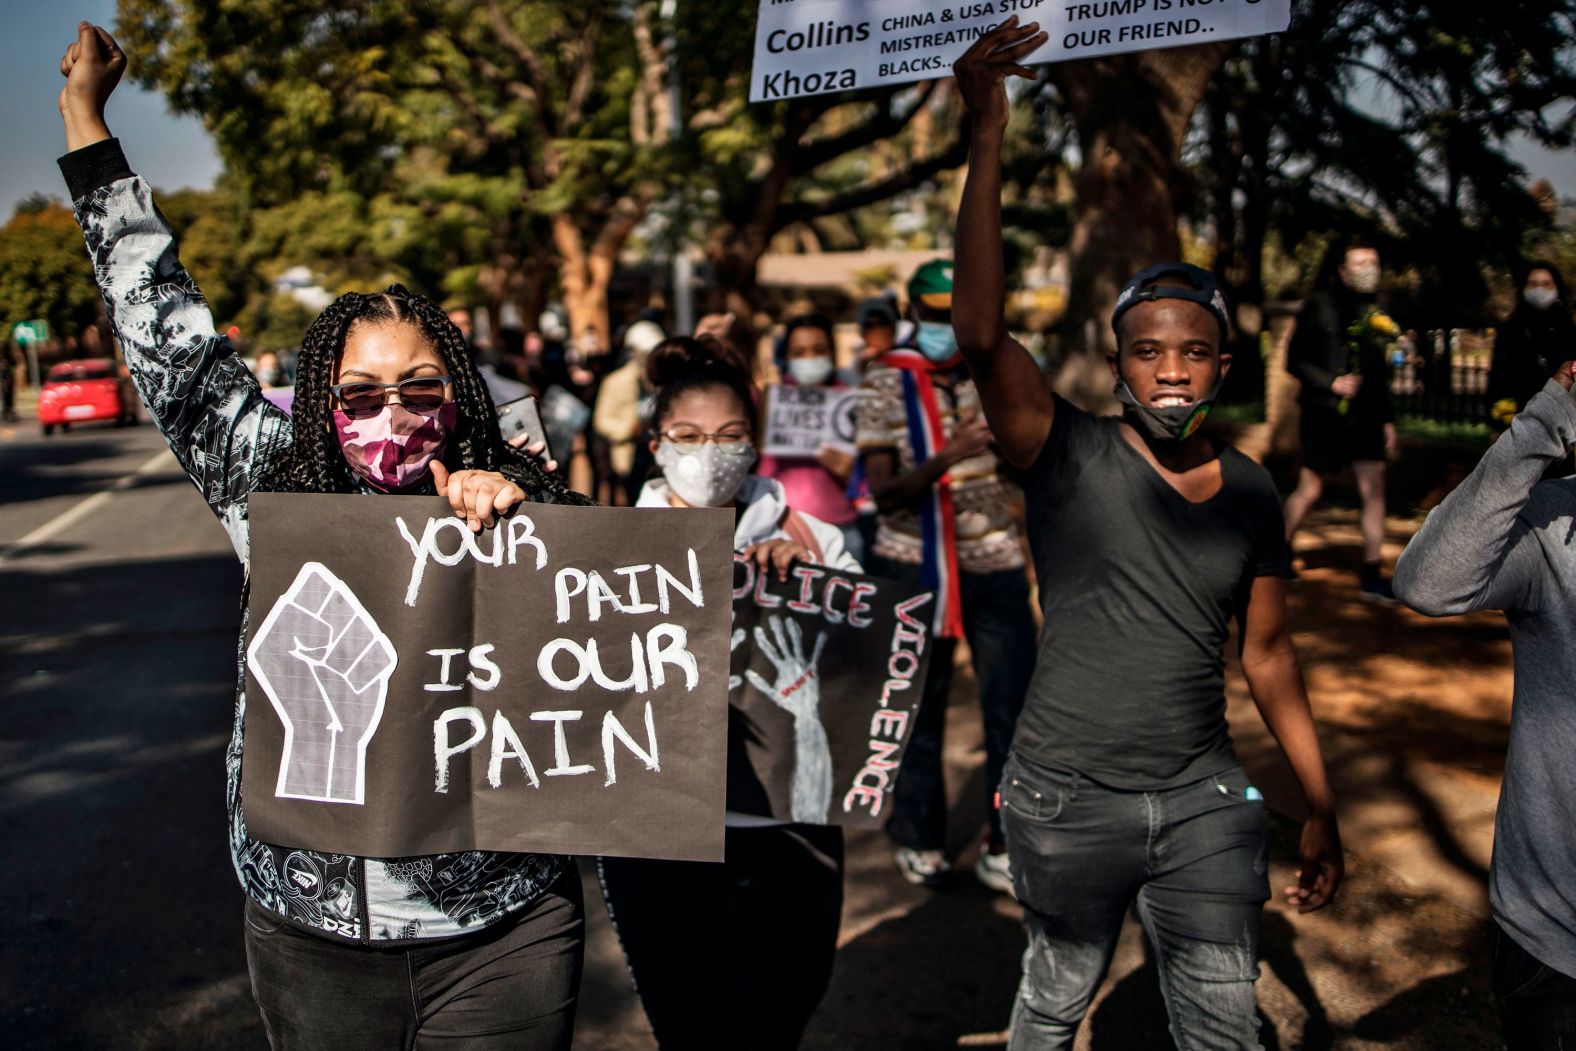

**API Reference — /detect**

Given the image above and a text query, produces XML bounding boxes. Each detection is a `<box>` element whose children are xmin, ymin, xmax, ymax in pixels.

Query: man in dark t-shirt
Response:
<box><xmin>952</xmin><ymin>21</ymin><xmax>1343</xmax><ymax>1050</ymax></box>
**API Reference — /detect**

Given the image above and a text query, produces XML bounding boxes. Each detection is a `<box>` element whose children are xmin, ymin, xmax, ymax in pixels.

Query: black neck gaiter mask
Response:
<box><xmin>1113</xmin><ymin>374</ymin><xmax>1226</xmax><ymax>443</ymax></box>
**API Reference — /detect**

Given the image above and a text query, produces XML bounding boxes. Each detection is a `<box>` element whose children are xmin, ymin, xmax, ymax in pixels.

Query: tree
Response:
<box><xmin>0</xmin><ymin>202</ymin><xmax>102</xmax><ymax>341</ymax></box>
<box><xmin>1198</xmin><ymin>1</ymin><xmax>1576</xmax><ymax>322</ymax></box>
<box><xmin>670</xmin><ymin>6</ymin><xmax>975</xmax><ymax>323</ymax></box>
<box><xmin>1047</xmin><ymin>44</ymin><xmax>1232</xmax><ymax>371</ymax></box>
<box><xmin>118</xmin><ymin>0</ymin><xmax>679</xmax><ymax>342</ymax></box>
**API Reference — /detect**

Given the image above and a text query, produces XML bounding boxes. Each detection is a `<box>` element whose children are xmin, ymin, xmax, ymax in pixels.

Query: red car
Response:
<box><xmin>38</xmin><ymin>358</ymin><xmax>138</xmax><ymax>435</ymax></box>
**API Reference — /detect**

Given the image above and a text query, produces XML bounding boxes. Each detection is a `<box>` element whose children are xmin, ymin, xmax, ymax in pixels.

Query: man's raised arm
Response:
<box><xmin>951</xmin><ymin>17</ymin><xmax>1054</xmax><ymax>470</ymax></box>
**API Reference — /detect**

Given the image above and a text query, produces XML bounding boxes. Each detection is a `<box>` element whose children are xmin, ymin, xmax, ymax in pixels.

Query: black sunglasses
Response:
<box><xmin>330</xmin><ymin>376</ymin><xmax>452</xmax><ymax>415</ymax></box>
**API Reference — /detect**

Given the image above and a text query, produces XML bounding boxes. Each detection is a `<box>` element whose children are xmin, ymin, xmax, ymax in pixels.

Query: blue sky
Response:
<box><xmin>0</xmin><ymin>1</ymin><xmax>221</xmax><ymax>216</ymax></box>
<box><xmin>1</xmin><ymin>2</ymin><xmax>1572</xmax><ymax>219</ymax></box>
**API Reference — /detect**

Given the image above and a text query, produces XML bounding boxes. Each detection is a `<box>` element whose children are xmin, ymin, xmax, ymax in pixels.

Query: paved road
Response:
<box><xmin>0</xmin><ymin>420</ymin><xmax>261</xmax><ymax>1049</ymax></box>
<box><xmin>0</xmin><ymin>417</ymin><xmax>1507</xmax><ymax>1050</ymax></box>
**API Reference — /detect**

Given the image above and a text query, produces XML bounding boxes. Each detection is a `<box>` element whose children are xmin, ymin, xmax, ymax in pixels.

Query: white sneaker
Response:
<box><xmin>975</xmin><ymin>848</ymin><xmax>1015</xmax><ymax>897</ymax></box>
<box><xmin>894</xmin><ymin>847</ymin><xmax>951</xmax><ymax>888</ymax></box>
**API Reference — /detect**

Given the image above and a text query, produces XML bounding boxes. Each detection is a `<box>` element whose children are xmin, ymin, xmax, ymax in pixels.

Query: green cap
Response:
<box><xmin>907</xmin><ymin>259</ymin><xmax>954</xmax><ymax>310</ymax></box>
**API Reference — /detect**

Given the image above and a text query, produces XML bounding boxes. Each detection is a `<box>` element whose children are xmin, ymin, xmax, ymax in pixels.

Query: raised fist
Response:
<box><xmin>248</xmin><ymin>563</ymin><xmax>397</xmax><ymax>805</ymax></box>
<box><xmin>747</xmin><ymin>615</ymin><xmax>831</xmax><ymax>824</ymax></box>
<box><xmin>59</xmin><ymin>23</ymin><xmax>124</xmax><ymax>121</ymax></box>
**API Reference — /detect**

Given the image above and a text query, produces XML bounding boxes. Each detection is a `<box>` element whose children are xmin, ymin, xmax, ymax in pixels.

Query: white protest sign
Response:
<box><xmin>762</xmin><ymin>385</ymin><xmax>863</xmax><ymax>458</ymax></box>
<box><xmin>750</xmin><ymin>0</ymin><xmax>1291</xmax><ymax>102</ymax></box>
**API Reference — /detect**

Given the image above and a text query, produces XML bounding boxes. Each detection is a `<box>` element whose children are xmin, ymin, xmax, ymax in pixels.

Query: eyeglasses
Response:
<box><xmin>330</xmin><ymin>376</ymin><xmax>452</xmax><ymax>415</ymax></box>
<box><xmin>660</xmin><ymin>426</ymin><xmax>754</xmax><ymax>454</ymax></box>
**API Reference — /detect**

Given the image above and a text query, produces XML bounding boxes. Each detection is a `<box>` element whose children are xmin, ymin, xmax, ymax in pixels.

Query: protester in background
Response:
<box><xmin>1394</xmin><ymin>359</ymin><xmax>1576</xmax><ymax>1050</ymax></box>
<box><xmin>856</xmin><ymin>257</ymin><xmax>1036</xmax><ymax>894</ymax></box>
<box><xmin>1282</xmin><ymin>236</ymin><xmax>1399</xmax><ymax>601</ymax></box>
<box><xmin>447</xmin><ymin>306</ymin><xmax>475</xmax><ymax>351</ymax></box>
<box><xmin>856</xmin><ymin>295</ymin><xmax>899</xmax><ymax>371</ymax></box>
<box><xmin>2</xmin><ymin>343</ymin><xmax>17</xmax><ymax>423</ymax></box>
<box><xmin>599</xmin><ymin>334</ymin><xmax>858</xmax><ymax>1051</ymax></box>
<box><xmin>952</xmin><ymin>23</ymin><xmax>1344</xmax><ymax>1048</ymax></box>
<box><xmin>1488</xmin><ymin>262</ymin><xmax>1576</xmax><ymax>428</ymax></box>
<box><xmin>594</xmin><ymin>319</ymin><xmax>664</xmax><ymax>505</ymax></box>
<box><xmin>55</xmin><ymin>25</ymin><xmax>588</xmax><ymax>1048</ymax></box>
<box><xmin>252</xmin><ymin>349</ymin><xmax>287</xmax><ymax>389</ymax></box>
<box><xmin>758</xmin><ymin>313</ymin><xmax>862</xmax><ymax>562</ymax></box>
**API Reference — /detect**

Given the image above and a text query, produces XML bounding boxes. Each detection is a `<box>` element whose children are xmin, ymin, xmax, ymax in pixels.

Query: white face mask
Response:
<box><xmin>656</xmin><ymin>441</ymin><xmax>756</xmax><ymax>507</ymax></box>
<box><xmin>1344</xmin><ymin>264</ymin><xmax>1381</xmax><ymax>295</ymax></box>
<box><xmin>786</xmin><ymin>356</ymin><xmax>835</xmax><ymax>386</ymax></box>
<box><xmin>1525</xmin><ymin>287</ymin><xmax>1560</xmax><ymax>311</ymax></box>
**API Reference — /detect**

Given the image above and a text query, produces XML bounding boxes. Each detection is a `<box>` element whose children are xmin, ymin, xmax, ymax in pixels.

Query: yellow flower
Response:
<box><xmin>1492</xmin><ymin>398</ymin><xmax>1519</xmax><ymax>425</ymax></box>
<box><xmin>1369</xmin><ymin>311</ymin><xmax>1401</xmax><ymax>338</ymax></box>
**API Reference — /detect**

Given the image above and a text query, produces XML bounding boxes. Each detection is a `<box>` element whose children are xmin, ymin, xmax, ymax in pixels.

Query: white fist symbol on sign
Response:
<box><xmin>248</xmin><ymin>563</ymin><xmax>397</xmax><ymax>805</ymax></box>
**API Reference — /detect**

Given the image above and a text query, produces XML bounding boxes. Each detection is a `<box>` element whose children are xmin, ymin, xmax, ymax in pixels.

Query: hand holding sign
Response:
<box><xmin>249</xmin><ymin>563</ymin><xmax>397</xmax><ymax>805</ymax></box>
<box><xmin>954</xmin><ymin>16</ymin><xmax>1047</xmax><ymax>134</ymax></box>
<box><xmin>748</xmin><ymin>615</ymin><xmax>832</xmax><ymax>825</ymax></box>
<box><xmin>430</xmin><ymin>462</ymin><xmax>526</xmax><ymax>532</ymax></box>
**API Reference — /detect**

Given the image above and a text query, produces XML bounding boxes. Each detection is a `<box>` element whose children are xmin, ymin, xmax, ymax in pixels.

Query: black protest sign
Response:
<box><xmin>242</xmin><ymin>493</ymin><xmax>735</xmax><ymax>862</ymax></box>
<box><xmin>727</xmin><ymin>556</ymin><xmax>934</xmax><ymax>828</ymax></box>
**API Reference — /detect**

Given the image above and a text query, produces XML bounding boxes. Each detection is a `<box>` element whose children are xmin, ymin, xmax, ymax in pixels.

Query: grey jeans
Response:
<box><xmin>1001</xmin><ymin>752</ymin><xmax>1270</xmax><ymax>1051</ymax></box>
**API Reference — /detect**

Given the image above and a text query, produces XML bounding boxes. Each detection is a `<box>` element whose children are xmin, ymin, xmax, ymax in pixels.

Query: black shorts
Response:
<box><xmin>1299</xmin><ymin>405</ymin><xmax>1387</xmax><ymax>475</ymax></box>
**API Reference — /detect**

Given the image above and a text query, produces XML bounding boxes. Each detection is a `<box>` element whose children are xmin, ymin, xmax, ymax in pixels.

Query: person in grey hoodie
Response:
<box><xmin>1393</xmin><ymin>360</ymin><xmax>1576</xmax><ymax>1049</ymax></box>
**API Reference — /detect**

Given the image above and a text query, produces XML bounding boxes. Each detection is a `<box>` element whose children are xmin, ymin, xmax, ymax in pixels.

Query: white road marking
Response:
<box><xmin>0</xmin><ymin>447</ymin><xmax>174</xmax><ymax>568</ymax></box>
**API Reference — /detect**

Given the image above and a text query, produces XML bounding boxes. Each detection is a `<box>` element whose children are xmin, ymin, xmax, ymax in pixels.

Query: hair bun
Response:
<box><xmin>645</xmin><ymin>334</ymin><xmax>749</xmax><ymax>389</ymax></box>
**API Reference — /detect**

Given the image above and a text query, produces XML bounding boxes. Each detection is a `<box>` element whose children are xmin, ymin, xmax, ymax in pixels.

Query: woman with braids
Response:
<box><xmin>57</xmin><ymin>25</ymin><xmax>585</xmax><ymax>1049</ymax></box>
<box><xmin>598</xmin><ymin>335</ymin><xmax>859</xmax><ymax>1051</ymax></box>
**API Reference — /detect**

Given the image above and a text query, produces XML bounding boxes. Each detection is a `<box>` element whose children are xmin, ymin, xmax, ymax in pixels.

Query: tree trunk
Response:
<box><xmin>1048</xmin><ymin>43</ymin><xmax>1233</xmax><ymax>410</ymax></box>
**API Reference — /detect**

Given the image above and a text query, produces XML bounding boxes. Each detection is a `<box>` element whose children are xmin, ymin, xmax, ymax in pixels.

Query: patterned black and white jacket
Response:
<box><xmin>60</xmin><ymin>139</ymin><xmax>563</xmax><ymax>945</ymax></box>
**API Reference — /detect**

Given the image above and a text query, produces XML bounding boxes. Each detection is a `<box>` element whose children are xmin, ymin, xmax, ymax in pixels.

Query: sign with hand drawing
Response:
<box><xmin>242</xmin><ymin>493</ymin><xmax>734</xmax><ymax>862</ymax></box>
<box><xmin>727</xmin><ymin>556</ymin><xmax>935</xmax><ymax>827</ymax></box>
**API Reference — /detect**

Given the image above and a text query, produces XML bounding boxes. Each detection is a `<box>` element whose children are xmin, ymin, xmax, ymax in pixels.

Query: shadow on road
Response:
<box><xmin>0</xmin><ymin>552</ymin><xmax>263</xmax><ymax>1051</ymax></box>
<box><xmin>0</xmin><ymin>429</ymin><xmax>185</xmax><ymax>509</ymax></box>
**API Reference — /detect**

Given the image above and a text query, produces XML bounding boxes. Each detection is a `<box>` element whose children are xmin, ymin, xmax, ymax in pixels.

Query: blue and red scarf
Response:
<box><xmin>880</xmin><ymin>349</ymin><xmax>966</xmax><ymax>639</ymax></box>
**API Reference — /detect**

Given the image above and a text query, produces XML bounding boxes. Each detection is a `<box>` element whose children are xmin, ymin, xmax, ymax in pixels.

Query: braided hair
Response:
<box><xmin>254</xmin><ymin>284</ymin><xmax>588</xmax><ymax>505</ymax></box>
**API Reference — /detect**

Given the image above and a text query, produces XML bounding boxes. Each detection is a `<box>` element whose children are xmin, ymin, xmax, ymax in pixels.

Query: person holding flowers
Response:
<box><xmin>1282</xmin><ymin>237</ymin><xmax>1401</xmax><ymax>602</ymax></box>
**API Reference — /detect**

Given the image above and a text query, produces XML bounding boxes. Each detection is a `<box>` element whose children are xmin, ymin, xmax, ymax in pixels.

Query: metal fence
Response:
<box><xmin>1388</xmin><ymin>329</ymin><xmax>1494</xmax><ymax>425</ymax></box>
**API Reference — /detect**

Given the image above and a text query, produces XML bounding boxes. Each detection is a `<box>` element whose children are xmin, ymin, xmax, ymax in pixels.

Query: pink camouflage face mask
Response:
<box><xmin>332</xmin><ymin>402</ymin><xmax>459</xmax><ymax>491</ymax></box>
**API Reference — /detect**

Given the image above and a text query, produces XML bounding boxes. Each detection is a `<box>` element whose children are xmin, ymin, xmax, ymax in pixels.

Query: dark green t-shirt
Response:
<box><xmin>1012</xmin><ymin>397</ymin><xmax>1291</xmax><ymax>790</ymax></box>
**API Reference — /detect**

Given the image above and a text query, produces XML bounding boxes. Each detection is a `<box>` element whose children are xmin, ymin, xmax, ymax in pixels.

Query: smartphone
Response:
<box><xmin>495</xmin><ymin>395</ymin><xmax>552</xmax><ymax>461</ymax></box>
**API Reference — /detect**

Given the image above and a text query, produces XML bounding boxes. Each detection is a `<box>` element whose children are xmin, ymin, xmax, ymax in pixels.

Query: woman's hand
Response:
<box><xmin>430</xmin><ymin>462</ymin><xmax>526</xmax><ymax>532</ymax></box>
<box><xmin>59</xmin><ymin>22</ymin><xmax>124</xmax><ymax>151</ymax></box>
<box><xmin>507</xmin><ymin>431</ymin><xmax>559</xmax><ymax>474</ymax></box>
<box><xmin>742</xmin><ymin>539</ymin><xmax>813</xmax><ymax>583</ymax></box>
<box><xmin>814</xmin><ymin>445</ymin><xmax>855</xmax><ymax>481</ymax></box>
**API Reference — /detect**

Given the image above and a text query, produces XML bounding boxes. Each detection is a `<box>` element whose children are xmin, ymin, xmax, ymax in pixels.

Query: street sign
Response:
<box><xmin>12</xmin><ymin>320</ymin><xmax>49</xmax><ymax>346</ymax></box>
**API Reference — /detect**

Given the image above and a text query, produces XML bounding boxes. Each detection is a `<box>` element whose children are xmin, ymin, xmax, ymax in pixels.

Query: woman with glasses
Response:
<box><xmin>599</xmin><ymin>334</ymin><xmax>861</xmax><ymax>1050</ymax></box>
<box><xmin>56</xmin><ymin>24</ymin><xmax>587</xmax><ymax>1049</ymax></box>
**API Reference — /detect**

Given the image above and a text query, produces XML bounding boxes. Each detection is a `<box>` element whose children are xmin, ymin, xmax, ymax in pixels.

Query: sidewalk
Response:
<box><xmin>572</xmin><ymin>506</ymin><xmax>1510</xmax><ymax>1050</ymax></box>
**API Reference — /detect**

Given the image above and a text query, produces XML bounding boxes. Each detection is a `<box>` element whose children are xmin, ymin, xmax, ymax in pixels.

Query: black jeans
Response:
<box><xmin>868</xmin><ymin>557</ymin><xmax>1036</xmax><ymax>851</ymax></box>
<box><xmin>1001</xmin><ymin>752</ymin><xmax>1270</xmax><ymax>1050</ymax></box>
<box><xmin>597</xmin><ymin>823</ymin><xmax>845</xmax><ymax>1051</ymax></box>
<box><xmin>244</xmin><ymin>869</ymin><xmax>584</xmax><ymax>1050</ymax></box>
<box><xmin>1496</xmin><ymin>924</ymin><xmax>1576</xmax><ymax>1049</ymax></box>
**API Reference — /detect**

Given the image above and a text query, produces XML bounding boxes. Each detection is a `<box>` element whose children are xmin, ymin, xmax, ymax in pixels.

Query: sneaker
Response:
<box><xmin>894</xmin><ymin>847</ymin><xmax>951</xmax><ymax>888</ymax></box>
<box><xmin>974</xmin><ymin>848</ymin><xmax>1015</xmax><ymax>897</ymax></box>
<box><xmin>1358</xmin><ymin>577</ymin><xmax>1397</xmax><ymax>604</ymax></box>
